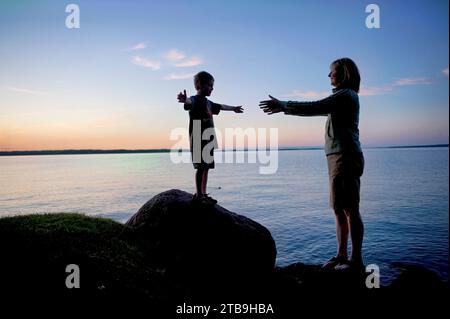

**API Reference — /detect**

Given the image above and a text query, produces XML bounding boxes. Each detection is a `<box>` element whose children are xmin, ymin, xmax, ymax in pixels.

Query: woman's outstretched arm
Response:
<box><xmin>260</xmin><ymin>89</ymin><xmax>350</xmax><ymax>116</ymax></box>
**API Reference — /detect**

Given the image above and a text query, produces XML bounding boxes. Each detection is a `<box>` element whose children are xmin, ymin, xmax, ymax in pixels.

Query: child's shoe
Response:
<box><xmin>203</xmin><ymin>194</ymin><xmax>217</xmax><ymax>205</ymax></box>
<box><xmin>191</xmin><ymin>193</ymin><xmax>217</xmax><ymax>205</ymax></box>
<box><xmin>192</xmin><ymin>193</ymin><xmax>201</xmax><ymax>203</ymax></box>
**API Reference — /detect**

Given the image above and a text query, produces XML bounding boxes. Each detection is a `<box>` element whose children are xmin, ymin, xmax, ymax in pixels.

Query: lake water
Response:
<box><xmin>1</xmin><ymin>147</ymin><xmax>448</xmax><ymax>286</ymax></box>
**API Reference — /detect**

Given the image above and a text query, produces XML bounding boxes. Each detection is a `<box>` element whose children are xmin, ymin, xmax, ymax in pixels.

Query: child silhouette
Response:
<box><xmin>178</xmin><ymin>71</ymin><xmax>243</xmax><ymax>204</ymax></box>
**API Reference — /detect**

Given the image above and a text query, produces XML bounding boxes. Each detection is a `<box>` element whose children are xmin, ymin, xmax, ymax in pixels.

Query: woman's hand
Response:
<box><xmin>259</xmin><ymin>95</ymin><xmax>285</xmax><ymax>115</ymax></box>
<box><xmin>177</xmin><ymin>90</ymin><xmax>187</xmax><ymax>103</ymax></box>
<box><xmin>234</xmin><ymin>106</ymin><xmax>244</xmax><ymax>113</ymax></box>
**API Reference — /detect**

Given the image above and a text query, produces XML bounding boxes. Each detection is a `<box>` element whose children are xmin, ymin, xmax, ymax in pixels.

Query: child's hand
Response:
<box><xmin>177</xmin><ymin>90</ymin><xmax>187</xmax><ymax>103</ymax></box>
<box><xmin>234</xmin><ymin>106</ymin><xmax>244</xmax><ymax>113</ymax></box>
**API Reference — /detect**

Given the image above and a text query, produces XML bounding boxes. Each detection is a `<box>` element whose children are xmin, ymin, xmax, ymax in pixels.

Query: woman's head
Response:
<box><xmin>328</xmin><ymin>58</ymin><xmax>360</xmax><ymax>93</ymax></box>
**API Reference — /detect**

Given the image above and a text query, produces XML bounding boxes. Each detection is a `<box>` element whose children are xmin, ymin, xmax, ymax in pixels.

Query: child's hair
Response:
<box><xmin>194</xmin><ymin>71</ymin><xmax>214</xmax><ymax>89</ymax></box>
<box><xmin>331</xmin><ymin>58</ymin><xmax>361</xmax><ymax>93</ymax></box>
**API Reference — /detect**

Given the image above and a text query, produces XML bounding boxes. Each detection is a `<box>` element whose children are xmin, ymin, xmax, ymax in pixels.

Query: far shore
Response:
<box><xmin>0</xmin><ymin>144</ymin><xmax>448</xmax><ymax>157</ymax></box>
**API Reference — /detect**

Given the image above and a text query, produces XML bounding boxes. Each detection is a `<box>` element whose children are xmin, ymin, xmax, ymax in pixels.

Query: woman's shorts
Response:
<box><xmin>326</xmin><ymin>152</ymin><xmax>364</xmax><ymax>211</ymax></box>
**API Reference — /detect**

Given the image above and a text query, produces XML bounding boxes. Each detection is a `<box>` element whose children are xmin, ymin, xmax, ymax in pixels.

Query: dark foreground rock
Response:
<box><xmin>0</xmin><ymin>189</ymin><xmax>447</xmax><ymax>313</ymax></box>
<box><xmin>0</xmin><ymin>213</ymin><xmax>168</xmax><ymax>308</ymax></box>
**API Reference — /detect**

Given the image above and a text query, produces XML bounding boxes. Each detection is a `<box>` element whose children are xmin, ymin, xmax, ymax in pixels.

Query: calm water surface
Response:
<box><xmin>1</xmin><ymin>147</ymin><xmax>448</xmax><ymax>285</ymax></box>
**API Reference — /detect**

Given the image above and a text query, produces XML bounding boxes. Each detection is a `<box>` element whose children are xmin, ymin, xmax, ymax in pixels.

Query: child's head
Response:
<box><xmin>194</xmin><ymin>71</ymin><xmax>214</xmax><ymax>96</ymax></box>
<box><xmin>329</xmin><ymin>58</ymin><xmax>360</xmax><ymax>93</ymax></box>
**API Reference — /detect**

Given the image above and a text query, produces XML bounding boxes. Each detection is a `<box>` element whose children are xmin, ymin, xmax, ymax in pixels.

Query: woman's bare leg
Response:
<box><xmin>345</xmin><ymin>208</ymin><xmax>364</xmax><ymax>263</ymax></box>
<box><xmin>334</xmin><ymin>209</ymin><xmax>349</xmax><ymax>258</ymax></box>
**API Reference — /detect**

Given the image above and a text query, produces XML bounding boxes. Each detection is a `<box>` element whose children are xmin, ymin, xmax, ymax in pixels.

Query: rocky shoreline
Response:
<box><xmin>0</xmin><ymin>189</ymin><xmax>446</xmax><ymax>314</ymax></box>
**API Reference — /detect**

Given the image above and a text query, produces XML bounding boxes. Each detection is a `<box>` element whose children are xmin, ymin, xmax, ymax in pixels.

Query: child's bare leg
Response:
<box><xmin>201</xmin><ymin>168</ymin><xmax>209</xmax><ymax>194</ymax></box>
<box><xmin>195</xmin><ymin>168</ymin><xmax>204</xmax><ymax>196</ymax></box>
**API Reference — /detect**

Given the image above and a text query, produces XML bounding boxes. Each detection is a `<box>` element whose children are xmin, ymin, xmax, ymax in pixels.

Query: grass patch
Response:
<box><xmin>0</xmin><ymin>213</ymin><xmax>166</xmax><ymax>303</ymax></box>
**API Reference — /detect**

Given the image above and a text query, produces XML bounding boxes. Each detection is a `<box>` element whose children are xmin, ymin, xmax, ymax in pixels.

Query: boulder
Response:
<box><xmin>388</xmin><ymin>262</ymin><xmax>447</xmax><ymax>289</ymax></box>
<box><xmin>126</xmin><ymin>189</ymin><xmax>277</xmax><ymax>294</ymax></box>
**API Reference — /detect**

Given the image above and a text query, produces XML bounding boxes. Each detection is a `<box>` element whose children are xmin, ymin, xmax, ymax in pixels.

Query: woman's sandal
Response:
<box><xmin>334</xmin><ymin>259</ymin><xmax>365</xmax><ymax>272</ymax></box>
<box><xmin>321</xmin><ymin>255</ymin><xmax>348</xmax><ymax>270</ymax></box>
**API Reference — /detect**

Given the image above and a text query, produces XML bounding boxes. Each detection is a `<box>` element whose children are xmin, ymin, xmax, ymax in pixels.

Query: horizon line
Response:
<box><xmin>0</xmin><ymin>144</ymin><xmax>448</xmax><ymax>156</ymax></box>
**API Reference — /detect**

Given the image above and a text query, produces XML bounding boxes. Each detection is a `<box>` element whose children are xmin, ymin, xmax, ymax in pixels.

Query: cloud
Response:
<box><xmin>394</xmin><ymin>77</ymin><xmax>433</xmax><ymax>86</ymax></box>
<box><xmin>175</xmin><ymin>57</ymin><xmax>203</xmax><ymax>67</ymax></box>
<box><xmin>126</xmin><ymin>42</ymin><xmax>147</xmax><ymax>51</ymax></box>
<box><xmin>442</xmin><ymin>68</ymin><xmax>449</xmax><ymax>77</ymax></box>
<box><xmin>284</xmin><ymin>86</ymin><xmax>394</xmax><ymax>98</ymax></box>
<box><xmin>282</xmin><ymin>90</ymin><xmax>330</xmax><ymax>99</ymax></box>
<box><xmin>359</xmin><ymin>77</ymin><xmax>432</xmax><ymax>96</ymax></box>
<box><xmin>5</xmin><ymin>86</ymin><xmax>48</xmax><ymax>96</ymax></box>
<box><xmin>131</xmin><ymin>56</ymin><xmax>161</xmax><ymax>70</ymax></box>
<box><xmin>128</xmin><ymin>47</ymin><xmax>204</xmax><ymax>71</ymax></box>
<box><xmin>165</xmin><ymin>49</ymin><xmax>186</xmax><ymax>62</ymax></box>
<box><xmin>283</xmin><ymin>76</ymin><xmax>432</xmax><ymax>99</ymax></box>
<box><xmin>165</xmin><ymin>49</ymin><xmax>203</xmax><ymax>67</ymax></box>
<box><xmin>359</xmin><ymin>86</ymin><xmax>393</xmax><ymax>96</ymax></box>
<box><xmin>163</xmin><ymin>73</ymin><xmax>195</xmax><ymax>80</ymax></box>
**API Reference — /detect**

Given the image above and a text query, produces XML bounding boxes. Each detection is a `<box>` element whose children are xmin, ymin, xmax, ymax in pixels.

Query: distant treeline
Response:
<box><xmin>382</xmin><ymin>144</ymin><xmax>448</xmax><ymax>149</ymax></box>
<box><xmin>0</xmin><ymin>148</ymin><xmax>318</xmax><ymax>156</ymax></box>
<box><xmin>0</xmin><ymin>144</ymin><xmax>447</xmax><ymax>156</ymax></box>
<box><xmin>0</xmin><ymin>149</ymin><xmax>173</xmax><ymax>156</ymax></box>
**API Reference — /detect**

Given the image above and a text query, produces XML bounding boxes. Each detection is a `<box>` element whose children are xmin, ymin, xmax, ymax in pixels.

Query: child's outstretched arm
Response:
<box><xmin>177</xmin><ymin>90</ymin><xmax>192</xmax><ymax>104</ymax></box>
<box><xmin>220</xmin><ymin>104</ymin><xmax>244</xmax><ymax>113</ymax></box>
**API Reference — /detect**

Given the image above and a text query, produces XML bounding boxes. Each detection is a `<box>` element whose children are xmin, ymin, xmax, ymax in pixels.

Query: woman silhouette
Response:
<box><xmin>260</xmin><ymin>58</ymin><xmax>365</xmax><ymax>271</ymax></box>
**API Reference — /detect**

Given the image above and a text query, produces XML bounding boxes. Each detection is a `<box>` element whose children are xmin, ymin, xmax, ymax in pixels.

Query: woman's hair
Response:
<box><xmin>194</xmin><ymin>71</ymin><xmax>214</xmax><ymax>88</ymax></box>
<box><xmin>331</xmin><ymin>58</ymin><xmax>361</xmax><ymax>93</ymax></box>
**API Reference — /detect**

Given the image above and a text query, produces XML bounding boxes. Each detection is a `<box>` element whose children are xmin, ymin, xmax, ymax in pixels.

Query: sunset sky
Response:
<box><xmin>0</xmin><ymin>0</ymin><xmax>448</xmax><ymax>151</ymax></box>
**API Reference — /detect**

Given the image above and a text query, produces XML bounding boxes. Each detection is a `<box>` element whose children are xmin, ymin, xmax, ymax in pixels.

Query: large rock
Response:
<box><xmin>388</xmin><ymin>262</ymin><xmax>447</xmax><ymax>289</ymax></box>
<box><xmin>126</xmin><ymin>189</ymin><xmax>277</xmax><ymax>294</ymax></box>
